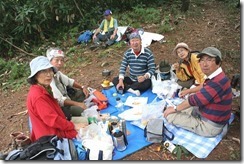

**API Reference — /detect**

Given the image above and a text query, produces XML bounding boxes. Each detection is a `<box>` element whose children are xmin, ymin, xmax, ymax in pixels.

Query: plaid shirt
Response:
<box><xmin>188</xmin><ymin>67</ymin><xmax>232</xmax><ymax>125</ymax></box>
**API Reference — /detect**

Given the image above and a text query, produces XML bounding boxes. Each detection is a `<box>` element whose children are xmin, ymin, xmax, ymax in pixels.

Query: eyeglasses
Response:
<box><xmin>199</xmin><ymin>58</ymin><xmax>215</xmax><ymax>64</ymax></box>
<box><xmin>39</xmin><ymin>68</ymin><xmax>54</xmax><ymax>76</ymax></box>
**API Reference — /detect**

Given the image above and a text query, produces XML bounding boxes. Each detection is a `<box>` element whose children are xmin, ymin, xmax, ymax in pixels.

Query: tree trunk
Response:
<box><xmin>181</xmin><ymin>0</ymin><xmax>190</xmax><ymax>12</ymax></box>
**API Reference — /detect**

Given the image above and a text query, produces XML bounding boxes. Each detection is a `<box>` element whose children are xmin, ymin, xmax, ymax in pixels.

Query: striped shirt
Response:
<box><xmin>119</xmin><ymin>47</ymin><xmax>156</xmax><ymax>81</ymax></box>
<box><xmin>188</xmin><ymin>67</ymin><xmax>232</xmax><ymax>125</ymax></box>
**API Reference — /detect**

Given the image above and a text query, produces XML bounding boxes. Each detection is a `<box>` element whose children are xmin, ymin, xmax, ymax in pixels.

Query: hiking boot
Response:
<box><xmin>102</xmin><ymin>43</ymin><xmax>108</xmax><ymax>49</ymax></box>
<box><xmin>89</xmin><ymin>44</ymin><xmax>99</xmax><ymax>50</ymax></box>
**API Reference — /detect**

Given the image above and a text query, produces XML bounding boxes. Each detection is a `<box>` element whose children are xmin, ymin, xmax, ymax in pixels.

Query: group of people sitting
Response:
<box><xmin>25</xmin><ymin>9</ymin><xmax>232</xmax><ymax>145</ymax></box>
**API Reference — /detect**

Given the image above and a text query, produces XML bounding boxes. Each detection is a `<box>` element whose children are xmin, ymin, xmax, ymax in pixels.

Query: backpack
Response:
<box><xmin>158</xmin><ymin>60</ymin><xmax>171</xmax><ymax>80</ymax></box>
<box><xmin>231</xmin><ymin>74</ymin><xmax>240</xmax><ymax>90</ymax></box>
<box><xmin>5</xmin><ymin>135</ymin><xmax>87</xmax><ymax>160</ymax></box>
<box><xmin>77</xmin><ymin>30</ymin><xmax>92</xmax><ymax>44</ymax></box>
<box><xmin>87</xmin><ymin>87</ymin><xmax>108</xmax><ymax>110</ymax></box>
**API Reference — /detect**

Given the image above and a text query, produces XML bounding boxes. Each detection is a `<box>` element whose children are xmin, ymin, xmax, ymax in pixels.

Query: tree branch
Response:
<box><xmin>73</xmin><ymin>0</ymin><xmax>84</xmax><ymax>18</ymax></box>
<box><xmin>0</xmin><ymin>37</ymin><xmax>36</xmax><ymax>57</ymax></box>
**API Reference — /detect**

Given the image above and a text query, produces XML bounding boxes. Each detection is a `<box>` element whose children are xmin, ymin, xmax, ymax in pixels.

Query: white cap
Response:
<box><xmin>46</xmin><ymin>47</ymin><xmax>65</xmax><ymax>61</ymax></box>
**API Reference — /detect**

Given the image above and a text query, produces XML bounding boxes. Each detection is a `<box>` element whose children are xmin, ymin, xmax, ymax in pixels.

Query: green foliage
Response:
<box><xmin>112</xmin><ymin>41</ymin><xmax>126</xmax><ymax>49</ymax></box>
<box><xmin>172</xmin><ymin>145</ymin><xmax>190</xmax><ymax>160</ymax></box>
<box><xmin>132</xmin><ymin>6</ymin><xmax>161</xmax><ymax>24</ymax></box>
<box><xmin>158</xmin><ymin>14</ymin><xmax>174</xmax><ymax>33</ymax></box>
<box><xmin>0</xmin><ymin>58</ymin><xmax>29</xmax><ymax>91</ymax></box>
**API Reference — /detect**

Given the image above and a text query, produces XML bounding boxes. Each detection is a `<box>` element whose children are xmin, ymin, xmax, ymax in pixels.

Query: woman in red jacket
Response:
<box><xmin>26</xmin><ymin>56</ymin><xmax>78</xmax><ymax>141</ymax></box>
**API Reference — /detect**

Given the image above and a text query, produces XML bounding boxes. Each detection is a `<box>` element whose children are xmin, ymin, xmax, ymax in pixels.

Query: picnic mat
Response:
<box><xmin>101</xmin><ymin>87</ymin><xmax>154</xmax><ymax>160</ymax></box>
<box><xmin>162</xmin><ymin>113</ymin><xmax>235</xmax><ymax>159</ymax></box>
<box><xmin>101</xmin><ymin>86</ymin><xmax>235</xmax><ymax>159</ymax></box>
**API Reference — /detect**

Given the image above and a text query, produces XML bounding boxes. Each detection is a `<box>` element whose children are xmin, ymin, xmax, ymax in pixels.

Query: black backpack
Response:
<box><xmin>5</xmin><ymin>135</ymin><xmax>78</xmax><ymax>160</ymax></box>
<box><xmin>231</xmin><ymin>74</ymin><xmax>240</xmax><ymax>90</ymax></box>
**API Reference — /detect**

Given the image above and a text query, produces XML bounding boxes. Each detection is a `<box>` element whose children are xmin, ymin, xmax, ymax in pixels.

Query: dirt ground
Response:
<box><xmin>0</xmin><ymin>0</ymin><xmax>241</xmax><ymax>161</ymax></box>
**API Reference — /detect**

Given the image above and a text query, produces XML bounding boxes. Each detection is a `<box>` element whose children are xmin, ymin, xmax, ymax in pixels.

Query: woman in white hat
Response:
<box><xmin>26</xmin><ymin>56</ymin><xmax>79</xmax><ymax>142</ymax></box>
<box><xmin>172</xmin><ymin>42</ymin><xmax>206</xmax><ymax>97</ymax></box>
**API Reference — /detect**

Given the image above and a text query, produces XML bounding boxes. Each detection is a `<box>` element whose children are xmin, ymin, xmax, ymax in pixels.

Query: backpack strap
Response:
<box><xmin>5</xmin><ymin>149</ymin><xmax>23</xmax><ymax>160</ymax></box>
<box><xmin>19</xmin><ymin>135</ymin><xmax>62</xmax><ymax>160</ymax></box>
<box><xmin>68</xmin><ymin>139</ymin><xmax>78</xmax><ymax>160</ymax></box>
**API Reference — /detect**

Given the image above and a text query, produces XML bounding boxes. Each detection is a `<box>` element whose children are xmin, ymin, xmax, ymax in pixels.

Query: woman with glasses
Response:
<box><xmin>172</xmin><ymin>42</ymin><xmax>206</xmax><ymax>98</ymax></box>
<box><xmin>26</xmin><ymin>56</ymin><xmax>79</xmax><ymax>142</ymax></box>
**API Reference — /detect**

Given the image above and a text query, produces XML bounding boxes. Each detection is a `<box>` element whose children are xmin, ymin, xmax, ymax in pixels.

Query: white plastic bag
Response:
<box><xmin>82</xmin><ymin>105</ymin><xmax>99</xmax><ymax>118</ymax></box>
<box><xmin>80</xmin><ymin>123</ymin><xmax>114</xmax><ymax>160</ymax></box>
<box><xmin>151</xmin><ymin>73</ymin><xmax>164</xmax><ymax>97</ymax></box>
<box><xmin>170</xmin><ymin>65</ymin><xmax>178</xmax><ymax>82</ymax></box>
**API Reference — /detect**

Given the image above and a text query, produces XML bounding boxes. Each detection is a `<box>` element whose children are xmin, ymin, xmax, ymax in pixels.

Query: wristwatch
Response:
<box><xmin>174</xmin><ymin>106</ymin><xmax>178</xmax><ymax>112</ymax></box>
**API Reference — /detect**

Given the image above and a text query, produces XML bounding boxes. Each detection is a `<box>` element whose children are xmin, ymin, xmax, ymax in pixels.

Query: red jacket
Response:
<box><xmin>26</xmin><ymin>85</ymin><xmax>77</xmax><ymax>141</ymax></box>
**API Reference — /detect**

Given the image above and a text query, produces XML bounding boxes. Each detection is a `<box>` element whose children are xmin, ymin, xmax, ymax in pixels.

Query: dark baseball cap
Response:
<box><xmin>104</xmin><ymin>9</ymin><xmax>112</xmax><ymax>16</ymax></box>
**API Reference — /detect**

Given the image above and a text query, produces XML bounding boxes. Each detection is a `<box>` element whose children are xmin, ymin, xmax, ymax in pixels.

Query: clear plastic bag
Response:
<box><xmin>82</xmin><ymin>105</ymin><xmax>99</xmax><ymax>118</ymax></box>
<box><xmin>141</xmin><ymin>99</ymin><xmax>166</xmax><ymax>126</ymax></box>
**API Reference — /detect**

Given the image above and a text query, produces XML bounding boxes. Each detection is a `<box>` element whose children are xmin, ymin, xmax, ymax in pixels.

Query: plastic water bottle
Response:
<box><xmin>116</xmin><ymin>97</ymin><xmax>124</xmax><ymax>112</ymax></box>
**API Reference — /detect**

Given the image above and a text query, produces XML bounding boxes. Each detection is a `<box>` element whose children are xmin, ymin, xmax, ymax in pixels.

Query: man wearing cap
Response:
<box><xmin>112</xmin><ymin>32</ymin><xmax>156</xmax><ymax>96</ymax></box>
<box><xmin>91</xmin><ymin>9</ymin><xmax>118</xmax><ymax>49</ymax></box>
<box><xmin>26</xmin><ymin>56</ymin><xmax>78</xmax><ymax>141</ymax></box>
<box><xmin>164</xmin><ymin>47</ymin><xmax>232</xmax><ymax>137</ymax></box>
<box><xmin>172</xmin><ymin>42</ymin><xmax>206</xmax><ymax>96</ymax></box>
<box><xmin>46</xmin><ymin>47</ymin><xmax>89</xmax><ymax>121</ymax></box>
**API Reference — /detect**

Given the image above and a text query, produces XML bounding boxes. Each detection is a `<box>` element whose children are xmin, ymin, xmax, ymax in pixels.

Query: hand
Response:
<box><xmin>78</xmin><ymin>102</ymin><xmax>87</xmax><ymax>110</ymax></box>
<box><xmin>110</xmin><ymin>34</ymin><xmax>115</xmax><ymax>40</ymax></box>
<box><xmin>163</xmin><ymin>106</ymin><xmax>176</xmax><ymax>118</ymax></box>
<box><xmin>82</xmin><ymin>87</ymin><xmax>90</xmax><ymax>98</ymax></box>
<box><xmin>137</xmin><ymin>76</ymin><xmax>145</xmax><ymax>83</ymax></box>
<box><xmin>92</xmin><ymin>35</ymin><xmax>97</xmax><ymax>41</ymax></box>
<box><xmin>173</xmin><ymin>62</ymin><xmax>179</xmax><ymax>70</ymax></box>
<box><xmin>117</xmin><ymin>79</ymin><xmax>124</xmax><ymax>90</ymax></box>
<box><xmin>74</xmin><ymin>122</ymin><xmax>87</xmax><ymax>131</ymax></box>
<box><xmin>178</xmin><ymin>89</ymin><xmax>189</xmax><ymax>98</ymax></box>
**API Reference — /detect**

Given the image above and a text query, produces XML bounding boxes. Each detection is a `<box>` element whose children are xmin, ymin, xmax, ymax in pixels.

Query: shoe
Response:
<box><xmin>89</xmin><ymin>44</ymin><xmax>99</xmax><ymax>50</ymax></box>
<box><xmin>102</xmin><ymin>43</ymin><xmax>108</xmax><ymax>49</ymax></box>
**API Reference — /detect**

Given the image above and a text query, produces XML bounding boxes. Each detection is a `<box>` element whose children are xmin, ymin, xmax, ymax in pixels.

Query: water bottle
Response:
<box><xmin>120</xmin><ymin>119</ymin><xmax>127</xmax><ymax>141</ymax></box>
<box><xmin>113</xmin><ymin>131</ymin><xmax>127</xmax><ymax>151</ymax></box>
<box><xmin>116</xmin><ymin>97</ymin><xmax>124</xmax><ymax>112</ymax></box>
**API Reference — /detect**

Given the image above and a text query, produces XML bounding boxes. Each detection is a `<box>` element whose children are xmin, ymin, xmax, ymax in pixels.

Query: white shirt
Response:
<box><xmin>50</xmin><ymin>71</ymin><xmax>75</xmax><ymax>106</ymax></box>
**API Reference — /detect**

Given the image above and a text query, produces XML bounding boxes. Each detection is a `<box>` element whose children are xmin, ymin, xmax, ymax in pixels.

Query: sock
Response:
<box><xmin>128</xmin><ymin>88</ymin><xmax>140</xmax><ymax>96</ymax></box>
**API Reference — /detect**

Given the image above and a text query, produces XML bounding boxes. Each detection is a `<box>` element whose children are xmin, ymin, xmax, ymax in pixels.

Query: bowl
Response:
<box><xmin>102</xmin><ymin>69</ymin><xmax>111</xmax><ymax>76</ymax></box>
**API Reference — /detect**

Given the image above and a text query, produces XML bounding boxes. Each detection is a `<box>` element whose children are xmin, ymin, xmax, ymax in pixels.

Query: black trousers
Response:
<box><xmin>112</xmin><ymin>76</ymin><xmax>151</xmax><ymax>93</ymax></box>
